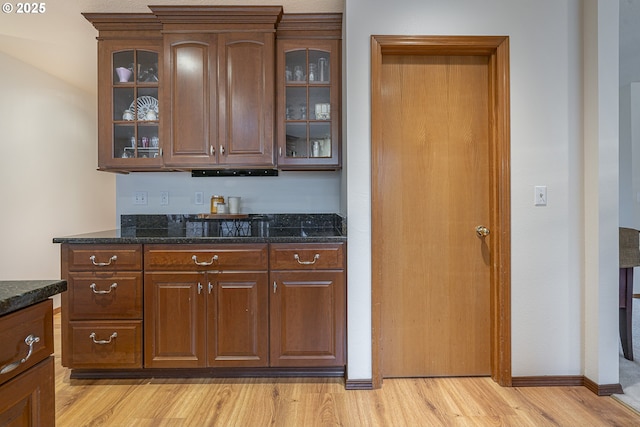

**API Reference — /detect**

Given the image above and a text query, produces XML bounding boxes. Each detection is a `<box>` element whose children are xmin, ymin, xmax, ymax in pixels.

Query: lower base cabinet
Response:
<box><xmin>270</xmin><ymin>271</ymin><xmax>345</xmax><ymax>367</ymax></box>
<box><xmin>60</xmin><ymin>242</ymin><xmax>346</xmax><ymax>375</ymax></box>
<box><xmin>0</xmin><ymin>300</ymin><xmax>56</xmax><ymax>427</ymax></box>
<box><xmin>144</xmin><ymin>271</ymin><xmax>269</xmax><ymax>368</ymax></box>
<box><xmin>0</xmin><ymin>357</ymin><xmax>55</xmax><ymax>427</ymax></box>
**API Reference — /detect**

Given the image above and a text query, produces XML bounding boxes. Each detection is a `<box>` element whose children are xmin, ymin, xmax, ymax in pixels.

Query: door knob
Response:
<box><xmin>476</xmin><ymin>226</ymin><xmax>490</xmax><ymax>237</ymax></box>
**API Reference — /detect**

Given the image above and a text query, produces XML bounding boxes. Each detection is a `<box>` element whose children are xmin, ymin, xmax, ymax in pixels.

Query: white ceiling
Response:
<box><xmin>0</xmin><ymin>0</ymin><xmax>344</xmax><ymax>95</ymax></box>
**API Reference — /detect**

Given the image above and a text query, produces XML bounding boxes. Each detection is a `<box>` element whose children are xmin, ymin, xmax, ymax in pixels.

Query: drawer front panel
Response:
<box><xmin>67</xmin><ymin>272</ymin><xmax>143</xmax><ymax>320</ymax></box>
<box><xmin>145</xmin><ymin>244</ymin><xmax>268</xmax><ymax>271</ymax></box>
<box><xmin>0</xmin><ymin>300</ymin><xmax>53</xmax><ymax>385</ymax></box>
<box><xmin>68</xmin><ymin>320</ymin><xmax>142</xmax><ymax>369</ymax></box>
<box><xmin>66</xmin><ymin>244</ymin><xmax>142</xmax><ymax>272</ymax></box>
<box><xmin>270</xmin><ymin>243</ymin><xmax>345</xmax><ymax>270</ymax></box>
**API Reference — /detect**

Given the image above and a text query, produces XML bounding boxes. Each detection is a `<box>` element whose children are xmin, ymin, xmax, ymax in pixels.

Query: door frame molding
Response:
<box><xmin>370</xmin><ymin>35</ymin><xmax>511</xmax><ymax>388</ymax></box>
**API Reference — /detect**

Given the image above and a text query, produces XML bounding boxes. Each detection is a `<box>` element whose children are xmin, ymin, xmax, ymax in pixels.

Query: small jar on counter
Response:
<box><xmin>210</xmin><ymin>195</ymin><xmax>224</xmax><ymax>214</ymax></box>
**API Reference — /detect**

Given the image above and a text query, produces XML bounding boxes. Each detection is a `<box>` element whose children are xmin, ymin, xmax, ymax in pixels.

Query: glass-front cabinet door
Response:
<box><xmin>98</xmin><ymin>40</ymin><xmax>162</xmax><ymax>170</ymax></box>
<box><xmin>277</xmin><ymin>40</ymin><xmax>340</xmax><ymax>169</ymax></box>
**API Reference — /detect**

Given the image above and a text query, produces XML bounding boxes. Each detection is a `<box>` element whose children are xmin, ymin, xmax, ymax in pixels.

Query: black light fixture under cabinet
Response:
<box><xmin>191</xmin><ymin>169</ymin><xmax>279</xmax><ymax>177</ymax></box>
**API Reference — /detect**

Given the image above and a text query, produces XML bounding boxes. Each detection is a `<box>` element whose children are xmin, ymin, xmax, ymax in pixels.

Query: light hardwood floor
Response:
<box><xmin>53</xmin><ymin>314</ymin><xmax>640</xmax><ymax>426</ymax></box>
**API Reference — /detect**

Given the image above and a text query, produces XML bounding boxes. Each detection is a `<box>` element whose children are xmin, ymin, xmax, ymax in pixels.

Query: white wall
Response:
<box><xmin>0</xmin><ymin>52</ymin><xmax>116</xmax><ymax>305</ymax></box>
<box><xmin>345</xmin><ymin>0</ymin><xmax>619</xmax><ymax>383</ymax></box>
<box><xmin>115</xmin><ymin>171</ymin><xmax>342</xmax><ymax>218</ymax></box>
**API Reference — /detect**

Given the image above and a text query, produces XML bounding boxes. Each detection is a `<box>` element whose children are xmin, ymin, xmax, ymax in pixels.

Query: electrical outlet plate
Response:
<box><xmin>534</xmin><ymin>185</ymin><xmax>547</xmax><ymax>206</ymax></box>
<box><xmin>160</xmin><ymin>191</ymin><xmax>169</xmax><ymax>205</ymax></box>
<box><xmin>134</xmin><ymin>191</ymin><xmax>148</xmax><ymax>205</ymax></box>
<box><xmin>195</xmin><ymin>191</ymin><xmax>204</xmax><ymax>205</ymax></box>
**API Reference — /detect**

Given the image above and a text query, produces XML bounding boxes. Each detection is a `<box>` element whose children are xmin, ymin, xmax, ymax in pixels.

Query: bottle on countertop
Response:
<box><xmin>210</xmin><ymin>195</ymin><xmax>224</xmax><ymax>214</ymax></box>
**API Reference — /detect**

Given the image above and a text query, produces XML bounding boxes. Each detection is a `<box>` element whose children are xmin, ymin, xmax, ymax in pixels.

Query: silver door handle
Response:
<box><xmin>90</xmin><ymin>255</ymin><xmax>117</xmax><ymax>266</ymax></box>
<box><xmin>0</xmin><ymin>334</ymin><xmax>40</xmax><ymax>374</ymax></box>
<box><xmin>294</xmin><ymin>253</ymin><xmax>320</xmax><ymax>265</ymax></box>
<box><xmin>90</xmin><ymin>283</ymin><xmax>117</xmax><ymax>294</ymax></box>
<box><xmin>89</xmin><ymin>332</ymin><xmax>117</xmax><ymax>345</ymax></box>
<box><xmin>476</xmin><ymin>226</ymin><xmax>490</xmax><ymax>237</ymax></box>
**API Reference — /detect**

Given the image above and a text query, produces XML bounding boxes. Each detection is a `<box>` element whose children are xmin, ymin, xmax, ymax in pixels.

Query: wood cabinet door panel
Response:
<box><xmin>144</xmin><ymin>272</ymin><xmax>206</xmax><ymax>368</ymax></box>
<box><xmin>145</xmin><ymin>244</ymin><xmax>268</xmax><ymax>271</ymax></box>
<box><xmin>0</xmin><ymin>357</ymin><xmax>55</xmax><ymax>427</ymax></box>
<box><xmin>0</xmin><ymin>300</ymin><xmax>53</xmax><ymax>385</ymax></box>
<box><xmin>163</xmin><ymin>34</ymin><xmax>218</xmax><ymax>167</ymax></box>
<box><xmin>270</xmin><ymin>271</ymin><xmax>345</xmax><ymax>367</ymax></box>
<box><xmin>270</xmin><ymin>243</ymin><xmax>344</xmax><ymax>270</ymax></box>
<box><xmin>219</xmin><ymin>32</ymin><xmax>274</xmax><ymax>166</ymax></box>
<box><xmin>65</xmin><ymin>244</ymin><xmax>142</xmax><ymax>272</ymax></box>
<box><xmin>67</xmin><ymin>272</ymin><xmax>142</xmax><ymax>320</ymax></box>
<box><xmin>207</xmin><ymin>272</ymin><xmax>269</xmax><ymax>367</ymax></box>
<box><xmin>67</xmin><ymin>320</ymin><xmax>142</xmax><ymax>369</ymax></box>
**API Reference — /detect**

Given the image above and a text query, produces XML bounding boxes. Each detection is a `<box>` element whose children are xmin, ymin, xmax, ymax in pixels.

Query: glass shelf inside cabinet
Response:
<box><xmin>112</xmin><ymin>49</ymin><xmax>160</xmax><ymax>161</ymax></box>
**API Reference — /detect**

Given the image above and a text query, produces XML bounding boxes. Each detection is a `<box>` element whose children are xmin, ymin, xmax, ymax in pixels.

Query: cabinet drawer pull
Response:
<box><xmin>90</xmin><ymin>255</ymin><xmax>117</xmax><ymax>267</ymax></box>
<box><xmin>294</xmin><ymin>253</ymin><xmax>320</xmax><ymax>265</ymax></box>
<box><xmin>89</xmin><ymin>332</ymin><xmax>117</xmax><ymax>345</ymax></box>
<box><xmin>0</xmin><ymin>334</ymin><xmax>40</xmax><ymax>374</ymax></box>
<box><xmin>90</xmin><ymin>282</ymin><xmax>118</xmax><ymax>294</ymax></box>
<box><xmin>192</xmin><ymin>254</ymin><xmax>218</xmax><ymax>266</ymax></box>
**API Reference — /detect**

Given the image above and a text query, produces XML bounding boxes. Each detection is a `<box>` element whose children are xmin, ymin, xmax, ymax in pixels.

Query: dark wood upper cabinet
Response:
<box><xmin>276</xmin><ymin>14</ymin><xmax>342</xmax><ymax>170</ymax></box>
<box><xmin>152</xmin><ymin>6</ymin><xmax>281</xmax><ymax>169</ymax></box>
<box><xmin>162</xmin><ymin>33</ymin><xmax>218</xmax><ymax>167</ymax></box>
<box><xmin>83</xmin><ymin>14</ymin><xmax>163</xmax><ymax>172</ymax></box>
<box><xmin>85</xmin><ymin>7</ymin><xmax>342</xmax><ymax>172</ymax></box>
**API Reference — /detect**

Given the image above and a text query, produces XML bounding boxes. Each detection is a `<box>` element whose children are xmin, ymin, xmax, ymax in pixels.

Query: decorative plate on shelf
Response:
<box><xmin>130</xmin><ymin>96</ymin><xmax>158</xmax><ymax>120</ymax></box>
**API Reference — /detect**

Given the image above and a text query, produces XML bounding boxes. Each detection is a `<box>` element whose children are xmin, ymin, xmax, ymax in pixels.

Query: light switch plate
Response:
<box><xmin>195</xmin><ymin>191</ymin><xmax>204</xmax><ymax>205</ymax></box>
<box><xmin>534</xmin><ymin>185</ymin><xmax>547</xmax><ymax>206</ymax></box>
<box><xmin>160</xmin><ymin>191</ymin><xmax>169</xmax><ymax>205</ymax></box>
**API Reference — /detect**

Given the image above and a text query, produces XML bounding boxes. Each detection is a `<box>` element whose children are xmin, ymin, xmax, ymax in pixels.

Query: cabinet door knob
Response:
<box><xmin>198</xmin><ymin>282</ymin><xmax>203</xmax><ymax>295</ymax></box>
<box><xmin>273</xmin><ymin>281</ymin><xmax>277</xmax><ymax>294</ymax></box>
<box><xmin>210</xmin><ymin>145</ymin><xmax>215</xmax><ymax>156</ymax></box>
<box><xmin>208</xmin><ymin>282</ymin><xmax>213</xmax><ymax>294</ymax></box>
<box><xmin>220</xmin><ymin>145</ymin><xmax>225</xmax><ymax>155</ymax></box>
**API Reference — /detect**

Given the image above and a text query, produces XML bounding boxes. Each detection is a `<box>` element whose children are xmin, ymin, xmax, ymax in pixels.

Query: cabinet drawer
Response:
<box><xmin>270</xmin><ymin>243</ymin><xmax>345</xmax><ymax>270</ymax></box>
<box><xmin>65</xmin><ymin>244</ymin><xmax>142</xmax><ymax>272</ymax></box>
<box><xmin>67</xmin><ymin>320</ymin><xmax>142</xmax><ymax>369</ymax></box>
<box><xmin>0</xmin><ymin>300</ymin><xmax>53</xmax><ymax>385</ymax></box>
<box><xmin>67</xmin><ymin>272</ymin><xmax>143</xmax><ymax>320</ymax></box>
<box><xmin>145</xmin><ymin>244</ymin><xmax>268</xmax><ymax>271</ymax></box>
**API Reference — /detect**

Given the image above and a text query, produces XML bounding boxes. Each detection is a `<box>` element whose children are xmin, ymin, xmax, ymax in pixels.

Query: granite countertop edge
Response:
<box><xmin>0</xmin><ymin>280</ymin><xmax>67</xmax><ymax>317</ymax></box>
<box><xmin>53</xmin><ymin>233</ymin><xmax>347</xmax><ymax>244</ymax></box>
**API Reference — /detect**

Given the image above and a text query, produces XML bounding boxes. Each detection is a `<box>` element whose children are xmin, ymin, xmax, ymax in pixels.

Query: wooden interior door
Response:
<box><xmin>376</xmin><ymin>53</ymin><xmax>492</xmax><ymax>377</ymax></box>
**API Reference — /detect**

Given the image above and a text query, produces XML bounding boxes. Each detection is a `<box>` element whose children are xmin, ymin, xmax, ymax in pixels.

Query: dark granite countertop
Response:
<box><xmin>0</xmin><ymin>280</ymin><xmax>67</xmax><ymax>317</ymax></box>
<box><xmin>53</xmin><ymin>213</ymin><xmax>347</xmax><ymax>244</ymax></box>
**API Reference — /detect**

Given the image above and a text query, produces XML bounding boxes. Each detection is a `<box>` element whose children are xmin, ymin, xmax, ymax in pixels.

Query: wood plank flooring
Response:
<box><xmin>53</xmin><ymin>314</ymin><xmax>640</xmax><ymax>426</ymax></box>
